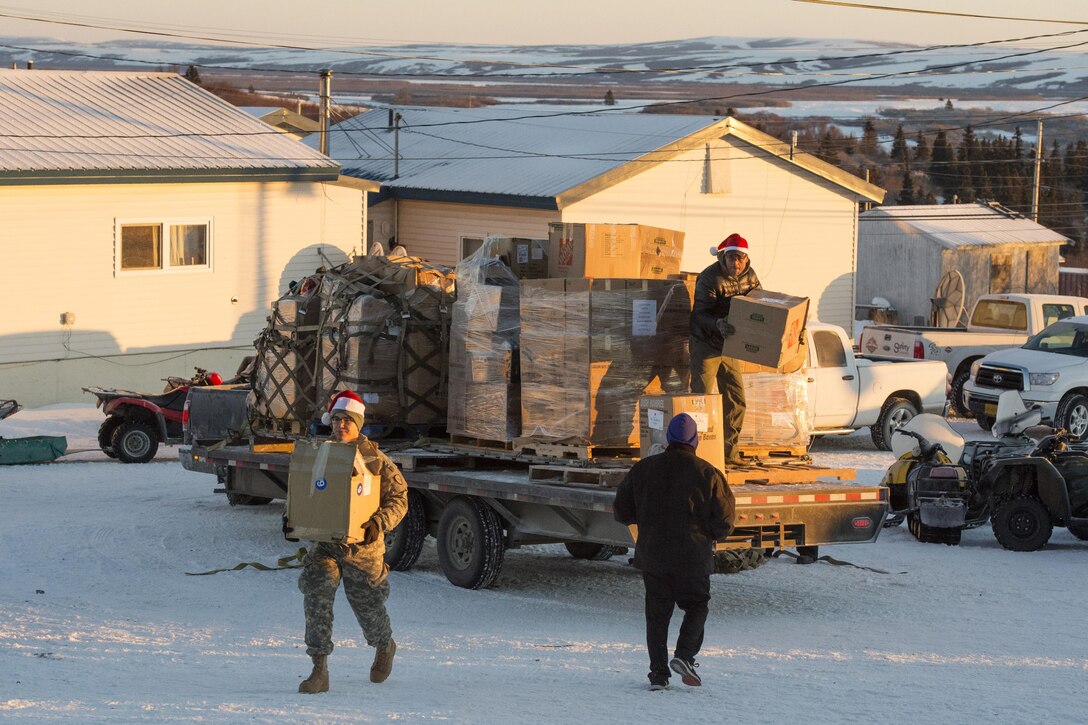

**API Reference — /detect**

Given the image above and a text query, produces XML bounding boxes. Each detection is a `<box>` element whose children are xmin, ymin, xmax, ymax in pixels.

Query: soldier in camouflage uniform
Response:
<box><xmin>690</xmin><ymin>233</ymin><xmax>762</xmax><ymax>464</ymax></box>
<box><xmin>295</xmin><ymin>391</ymin><xmax>408</xmax><ymax>694</ymax></box>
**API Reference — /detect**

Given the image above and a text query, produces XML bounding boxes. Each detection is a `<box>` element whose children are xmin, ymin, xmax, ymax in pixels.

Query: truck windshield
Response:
<box><xmin>970</xmin><ymin>300</ymin><xmax>1027</xmax><ymax>330</ymax></box>
<box><xmin>1023</xmin><ymin>321</ymin><xmax>1088</xmax><ymax>357</ymax></box>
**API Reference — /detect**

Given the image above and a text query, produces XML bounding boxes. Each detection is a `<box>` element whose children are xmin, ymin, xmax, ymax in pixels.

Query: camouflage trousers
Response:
<box><xmin>299</xmin><ymin>541</ymin><xmax>392</xmax><ymax>657</ymax></box>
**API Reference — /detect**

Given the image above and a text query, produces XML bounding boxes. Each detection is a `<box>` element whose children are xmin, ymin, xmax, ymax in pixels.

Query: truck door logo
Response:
<box><xmin>865</xmin><ymin>338</ymin><xmax>877</xmax><ymax>353</ymax></box>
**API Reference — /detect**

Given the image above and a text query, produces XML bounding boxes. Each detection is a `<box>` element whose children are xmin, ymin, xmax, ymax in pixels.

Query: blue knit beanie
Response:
<box><xmin>666</xmin><ymin>413</ymin><xmax>699</xmax><ymax>449</ymax></box>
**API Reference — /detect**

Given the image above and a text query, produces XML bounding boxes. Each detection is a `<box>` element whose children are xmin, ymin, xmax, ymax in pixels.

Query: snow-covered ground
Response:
<box><xmin>1</xmin><ymin>406</ymin><xmax>1085</xmax><ymax>723</ymax></box>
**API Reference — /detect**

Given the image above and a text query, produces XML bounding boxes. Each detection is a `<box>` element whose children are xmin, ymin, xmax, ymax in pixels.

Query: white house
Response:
<box><xmin>318</xmin><ymin>106</ymin><xmax>885</xmax><ymax>331</ymax></box>
<box><xmin>0</xmin><ymin>69</ymin><xmax>375</xmax><ymax>405</ymax></box>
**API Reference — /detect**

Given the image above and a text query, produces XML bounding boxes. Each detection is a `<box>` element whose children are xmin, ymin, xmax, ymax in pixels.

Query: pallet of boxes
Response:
<box><xmin>248</xmin><ymin>254</ymin><xmax>455</xmax><ymax>443</ymax></box>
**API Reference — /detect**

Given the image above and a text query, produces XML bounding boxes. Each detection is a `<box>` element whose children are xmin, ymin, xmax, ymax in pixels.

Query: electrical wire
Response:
<box><xmin>793</xmin><ymin>1</ymin><xmax>1088</xmax><ymax>25</ymax></box>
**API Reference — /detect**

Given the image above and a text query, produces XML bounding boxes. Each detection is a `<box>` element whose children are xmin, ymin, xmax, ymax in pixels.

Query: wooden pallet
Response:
<box><xmin>515</xmin><ymin>441</ymin><xmax>638</xmax><ymax>462</ymax></box>
<box><xmin>723</xmin><ymin>465</ymin><xmax>856</xmax><ymax>486</ymax></box>
<box><xmin>528</xmin><ymin>464</ymin><xmax>630</xmax><ymax>488</ymax></box>
<box><xmin>735</xmin><ymin>444</ymin><xmax>809</xmax><ymax>461</ymax></box>
<box><xmin>449</xmin><ymin>434</ymin><xmax>517</xmax><ymax>452</ymax></box>
<box><xmin>391</xmin><ymin>449</ymin><xmax>474</xmax><ymax>471</ymax></box>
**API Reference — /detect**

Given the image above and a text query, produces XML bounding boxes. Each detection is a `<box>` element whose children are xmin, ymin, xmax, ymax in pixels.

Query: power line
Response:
<box><xmin>793</xmin><ymin>1</ymin><xmax>1088</xmax><ymax>25</ymax></box>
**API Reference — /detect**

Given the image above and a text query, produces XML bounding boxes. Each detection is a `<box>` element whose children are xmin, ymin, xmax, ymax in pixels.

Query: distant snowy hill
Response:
<box><xmin>2</xmin><ymin>34</ymin><xmax>1086</xmax><ymax>94</ymax></box>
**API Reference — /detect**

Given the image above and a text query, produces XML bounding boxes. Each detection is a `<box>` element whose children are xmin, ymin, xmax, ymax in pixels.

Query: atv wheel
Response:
<box><xmin>907</xmin><ymin>512</ymin><xmax>962</xmax><ymax>545</ymax></box>
<box><xmin>871</xmin><ymin>397</ymin><xmax>919</xmax><ymax>451</ymax></box>
<box><xmin>564</xmin><ymin>542</ymin><xmax>627</xmax><ymax>560</ymax></box>
<box><xmin>991</xmin><ymin>495</ymin><xmax>1053</xmax><ymax>551</ymax></box>
<box><xmin>1066</xmin><ymin>523</ymin><xmax>1088</xmax><ymax>541</ymax></box>
<box><xmin>976</xmin><ymin>415</ymin><xmax>995</xmax><ymax>433</ymax></box>
<box><xmin>110</xmin><ymin>421</ymin><xmax>159</xmax><ymax>464</ymax></box>
<box><xmin>713</xmin><ymin>548</ymin><xmax>768</xmax><ymax>574</ymax></box>
<box><xmin>1056</xmin><ymin>393</ymin><xmax>1088</xmax><ymax>440</ymax></box>
<box><xmin>97</xmin><ymin>417</ymin><xmax>124</xmax><ymax>458</ymax></box>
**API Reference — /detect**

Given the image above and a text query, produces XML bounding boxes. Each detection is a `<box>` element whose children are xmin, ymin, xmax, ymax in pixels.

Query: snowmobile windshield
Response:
<box><xmin>1023</xmin><ymin>321</ymin><xmax>1088</xmax><ymax>357</ymax></box>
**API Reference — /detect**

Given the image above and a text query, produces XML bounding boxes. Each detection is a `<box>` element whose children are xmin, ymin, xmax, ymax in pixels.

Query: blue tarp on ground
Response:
<box><xmin>0</xmin><ymin>436</ymin><xmax>68</xmax><ymax>464</ymax></box>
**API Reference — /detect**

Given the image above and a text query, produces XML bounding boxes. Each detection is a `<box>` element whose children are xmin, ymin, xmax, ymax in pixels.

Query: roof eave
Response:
<box><xmin>0</xmin><ymin>166</ymin><xmax>341</xmax><ymax>185</ymax></box>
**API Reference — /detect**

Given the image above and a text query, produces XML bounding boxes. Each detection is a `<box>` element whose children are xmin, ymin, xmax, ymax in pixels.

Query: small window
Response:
<box><xmin>117</xmin><ymin>219</ymin><xmax>211</xmax><ymax>274</ymax></box>
<box><xmin>461</xmin><ymin>236</ymin><xmax>484</xmax><ymax>259</ymax></box>
<box><xmin>970</xmin><ymin>300</ymin><xmax>1028</xmax><ymax>331</ymax></box>
<box><xmin>813</xmin><ymin>330</ymin><xmax>847</xmax><ymax>368</ymax></box>
<box><xmin>1042</xmin><ymin>304</ymin><xmax>1076</xmax><ymax>328</ymax></box>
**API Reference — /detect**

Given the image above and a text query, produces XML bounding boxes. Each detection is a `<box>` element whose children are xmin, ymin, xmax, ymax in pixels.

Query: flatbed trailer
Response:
<box><xmin>182</xmin><ymin>444</ymin><xmax>888</xmax><ymax>589</ymax></box>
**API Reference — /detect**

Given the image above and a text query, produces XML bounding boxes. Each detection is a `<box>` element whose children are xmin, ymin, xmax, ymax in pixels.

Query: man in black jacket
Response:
<box><xmin>613</xmin><ymin>413</ymin><xmax>735</xmax><ymax>691</ymax></box>
<box><xmin>690</xmin><ymin>233</ymin><xmax>761</xmax><ymax>464</ymax></box>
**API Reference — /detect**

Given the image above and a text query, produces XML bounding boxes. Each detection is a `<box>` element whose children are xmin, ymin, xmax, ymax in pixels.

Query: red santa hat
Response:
<box><xmin>321</xmin><ymin>390</ymin><xmax>366</xmax><ymax>427</ymax></box>
<box><xmin>709</xmin><ymin>233</ymin><xmax>750</xmax><ymax>257</ymax></box>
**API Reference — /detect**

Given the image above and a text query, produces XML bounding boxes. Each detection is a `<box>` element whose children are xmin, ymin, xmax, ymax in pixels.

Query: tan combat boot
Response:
<box><xmin>298</xmin><ymin>655</ymin><xmax>329</xmax><ymax>694</ymax></box>
<box><xmin>370</xmin><ymin>639</ymin><xmax>396</xmax><ymax>683</ymax></box>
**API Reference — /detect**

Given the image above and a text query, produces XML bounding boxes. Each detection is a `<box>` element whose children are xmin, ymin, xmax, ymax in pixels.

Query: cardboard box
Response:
<box><xmin>721</xmin><ymin>290</ymin><xmax>809</xmax><ymax>369</ymax></box>
<box><xmin>486</xmin><ymin>237</ymin><xmax>549</xmax><ymax>280</ymax></box>
<box><xmin>639</xmin><ymin>394</ymin><xmax>726</xmax><ymax>473</ymax></box>
<box><xmin>548</xmin><ymin>223</ymin><xmax>684</xmax><ymax>279</ymax></box>
<box><xmin>285</xmin><ymin>440</ymin><xmax>379</xmax><ymax>543</ymax></box>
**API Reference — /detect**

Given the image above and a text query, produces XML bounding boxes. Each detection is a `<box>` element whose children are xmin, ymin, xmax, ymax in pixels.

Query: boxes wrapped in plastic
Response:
<box><xmin>520</xmin><ymin>278</ymin><xmax>690</xmax><ymax>447</ymax></box>
<box><xmin>447</xmin><ymin>238</ymin><xmax>525</xmax><ymax>441</ymax></box>
<box><xmin>736</xmin><ymin>371</ymin><xmax>812</xmax><ymax>447</ymax></box>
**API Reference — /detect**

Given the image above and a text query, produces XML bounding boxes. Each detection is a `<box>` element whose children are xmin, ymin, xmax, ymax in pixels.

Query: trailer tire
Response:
<box><xmin>871</xmin><ymin>397</ymin><xmax>918</xmax><ymax>451</ymax></box>
<box><xmin>111</xmin><ymin>421</ymin><xmax>159</xmax><ymax>464</ymax></box>
<box><xmin>385</xmin><ymin>490</ymin><xmax>427</xmax><ymax>571</ymax></box>
<box><xmin>437</xmin><ymin>497</ymin><xmax>505</xmax><ymax>589</ymax></box>
<box><xmin>564</xmin><ymin>542</ymin><xmax>626</xmax><ymax>560</ymax></box>
<box><xmin>992</xmin><ymin>495</ymin><xmax>1053</xmax><ymax>551</ymax></box>
<box><xmin>713</xmin><ymin>548</ymin><xmax>767</xmax><ymax>574</ymax></box>
<box><xmin>226</xmin><ymin>491</ymin><xmax>273</xmax><ymax>506</ymax></box>
<box><xmin>97</xmin><ymin>416</ymin><xmax>123</xmax><ymax>458</ymax></box>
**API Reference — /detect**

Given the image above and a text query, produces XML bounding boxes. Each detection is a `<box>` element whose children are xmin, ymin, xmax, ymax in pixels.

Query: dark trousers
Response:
<box><xmin>689</xmin><ymin>339</ymin><xmax>746</xmax><ymax>462</ymax></box>
<box><xmin>642</xmin><ymin>570</ymin><xmax>711</xmax><ymax>677</ymax></box>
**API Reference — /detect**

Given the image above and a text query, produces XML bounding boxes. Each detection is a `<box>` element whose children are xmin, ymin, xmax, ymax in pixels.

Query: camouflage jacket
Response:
<box><xmin>689</xmin><ymin>260</ymin><xmax>762</xmax><ymax>349</ymax></box>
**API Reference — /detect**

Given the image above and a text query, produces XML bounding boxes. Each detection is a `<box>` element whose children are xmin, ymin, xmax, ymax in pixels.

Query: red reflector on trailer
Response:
<box><xmin>852</xmin><ymin>517</ymin><xmax>873</xmax><ymax>528</ymax></box>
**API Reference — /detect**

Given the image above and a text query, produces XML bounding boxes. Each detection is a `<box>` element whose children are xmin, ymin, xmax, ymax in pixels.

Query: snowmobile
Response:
<box><xmin>882</xmin><ymin>391</ymin><xmax>1044</xmax><ymax>545</ymax></box>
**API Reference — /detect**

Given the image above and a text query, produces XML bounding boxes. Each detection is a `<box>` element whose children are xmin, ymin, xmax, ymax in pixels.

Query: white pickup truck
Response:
<box><xmin>858</xmin><ymin>293</ymin><xmax>1088</xmax><ymax>417</ymax></box>
<box><xmin>964</xmin><ymin>315</ymin><xmax>1088</xmax><ymax>437</ymax></box>
<box><xmin>806</xmin><ymin>322</ymin><xmax>949</xmax><ymax>450</ymax></box>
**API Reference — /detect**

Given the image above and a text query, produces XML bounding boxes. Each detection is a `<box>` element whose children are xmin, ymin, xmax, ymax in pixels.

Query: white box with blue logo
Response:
<box><xmin>285</xmin><ymin>440</ymin><xmax>380</xmax><ymax>543</ymax></box>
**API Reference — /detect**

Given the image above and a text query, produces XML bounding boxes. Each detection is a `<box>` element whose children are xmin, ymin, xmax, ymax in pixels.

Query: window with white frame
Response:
<box><xmin>117</xmin><ymin>219</ymin><xmax>212</xmax><ymax>273</ymax></box>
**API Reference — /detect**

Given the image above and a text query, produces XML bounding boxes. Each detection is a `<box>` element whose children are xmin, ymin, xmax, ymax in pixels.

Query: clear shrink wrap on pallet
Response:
<box><xmin>447</xmin><ymin>238</ymin><xmax>524</xmax><ymax>441</ymax></box>
<box><xmin>519</xmin><ymin>278</ymin><xmax>691</xmax><ymax>448</ymax></box>
<box><xmin>736</xmin><ymin>370</ymin><xmax>813</xmax><ymax>447</ymax></box>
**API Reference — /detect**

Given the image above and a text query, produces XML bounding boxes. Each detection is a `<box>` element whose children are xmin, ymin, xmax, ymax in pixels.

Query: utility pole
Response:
<box><xmin>318</xmin><ymin>69</ymin><xmax>332</xmax><ymax>156</ymax></box>
<box><xmin>1031</xmin><ymin>119</ymin><xmax>1043</xmax><ymax>223</ymax></box>
<box><xmin>393</xmin><ymin>112</ymin><xmax>402</xmax><ymax>180</ymax></box>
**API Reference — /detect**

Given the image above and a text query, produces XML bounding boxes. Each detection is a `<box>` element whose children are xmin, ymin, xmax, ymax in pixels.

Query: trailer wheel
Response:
<box><xmin>992</xmin><ymin>495</ymin><xmax>1053</xmax><ymax>551</ymax></box>
<box><xmin>111</xmin><ymin>421</ymin><xmax>159</xmax><ymax>464</ymax></box>
<box><xmin>564</xmin><ymin>542</ymin><xmax>627</xmax><ymax>560</ymax></box>
<box><xmin>226</xmin><ymin>491</ymin><xmax>273</xmax><ymax>506</ymax></box>
<box><xmin>97</xmin><ymin>416</ymin><xmax>123</xmax><ymax>458</ymax></box>
<box><xmin>437</xmin><ymin>497</ymin><xmax>505</xmax><ymax>589</ymax></box>
<box><xmin>385</xmin><ymin>490</ymin><xmax>427</xmax><ymax>571</ymax></box>
<box><xmin>871</xmin><ymin>397</ymin><xmax>918</xmax><ymax>451</ymax></box>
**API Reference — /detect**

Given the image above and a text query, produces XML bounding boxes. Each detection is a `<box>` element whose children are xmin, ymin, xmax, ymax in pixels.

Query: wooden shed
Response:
<box><xmin>857</xmin><ymin>202</ymin><xmax>1069</xmax><ymax>326</ymax></box>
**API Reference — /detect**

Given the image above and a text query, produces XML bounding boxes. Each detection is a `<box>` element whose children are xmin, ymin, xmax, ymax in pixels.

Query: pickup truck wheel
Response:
<box><xmin>385</xmin><ymin>490</ymin><xmax>427</xmax><ymax>571</ymax></box>
<box><xmin>97</xmin><ymin>417</ymin><xmax>124</xmax><ymax>458</ymax></box>
<box><xmin>110</xmin><ymin>421</ymin><xmax>159</xmax><ymax>464</ymax></box>
<box><xmin>564</xmin><ymin>542</ymin><xmax>626</xmax><ymax>560</ymax></box>
<box><xmin>1067</xmin><ymin>523</ymin><xmax>1088</xmax><ymax>541</ymax></box>
<box><xmin>991</xmin><ymin>495</ymin><xmax>1053</xmax><ymax>551</ymax></box>
<box><xmin>950</xmin><ymin>369</ymin><xmax>973</xmax><ymax>419</ymax></box>
<box><xmin>1056</xmin><ymin>393</ymin><xmax>1088</xmax><ymax>440</ymax></box>
<box><xmin>437</xmin><ymin>497</ymin><xmax>505</xmax><ymax>589</ymax></box>
<box><xmin>871</xmin><ymin>397</ymin><xmax>919</xmax><ymax>451</ymax></box>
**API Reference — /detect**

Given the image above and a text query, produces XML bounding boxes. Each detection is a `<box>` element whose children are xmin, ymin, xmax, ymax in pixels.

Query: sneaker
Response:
<box><xmin>370</xmin><ymin>639</ymin><xmax>396</xmax><ymax>683</ymax></box>
<box><xmin>669</xmin><ymin>657</ymin><xmax>701</xmax><ymax>687</ymax></box>
<box><xmin>648</xmin><ymin>675</ymin><xmax>670</xmax><ymax>691</ymax></box>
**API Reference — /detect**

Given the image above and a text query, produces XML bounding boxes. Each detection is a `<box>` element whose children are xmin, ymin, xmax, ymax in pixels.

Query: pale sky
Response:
<box><xmin>1</xmin><ymin>0</ymin><xmax>1087</xmax><ymax>47</ymax></box>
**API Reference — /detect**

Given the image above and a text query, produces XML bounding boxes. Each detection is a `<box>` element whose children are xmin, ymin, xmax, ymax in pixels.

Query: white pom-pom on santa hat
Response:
<box><xmin>709</xmin><ymin>232</ymin><xmax>750</xmax><ymax>256</ymax></box>
<box><xmin>321</xmin><ymin>390</ymin><xmax>366</xmax><ymax>426</ymax></box>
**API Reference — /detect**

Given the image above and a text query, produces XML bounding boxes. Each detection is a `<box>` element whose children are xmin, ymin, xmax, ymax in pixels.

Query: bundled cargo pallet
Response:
<box><xmin>737</xmin><ymin>371</ymin><xmax>812</xmax><ymax>448</ymax></box>
<box><xmin>447</xmin><ymin>239</ymin><xmax>525</xmax><ymax>442</ymax></box>
<box><xmin>250</xmin><ymin>255</ymin><xmax>455</xmax><ymax>437</ymax></box>
<box><xmin>520</xmin><ymin>278</ymin><xmax>691</xmax><ymax>447</ymax></box>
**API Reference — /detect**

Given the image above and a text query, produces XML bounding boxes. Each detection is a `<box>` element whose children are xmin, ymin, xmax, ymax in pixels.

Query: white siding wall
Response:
<box><xmin>563</xmin><ymin>137</ymin><xmax>862</xmax><ymax>331</ymax></box>
<box><xmin>391</xmin><ymin>199</ymin><xmax>559</xmax><ymax>266</ymax></box>
<box><xmin>0</xmin><ymin>180</ymin><xmax>362</xmax><ymax>403</ymax></box>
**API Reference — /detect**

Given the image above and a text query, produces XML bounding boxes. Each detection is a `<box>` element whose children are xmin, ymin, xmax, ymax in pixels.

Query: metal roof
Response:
<box><xmin>0</xmin><ymin>69</ymin><xmax>339</xmax><ymax>184</ymax></box>
<box><xmin>318</xmin><ymin>107</ymin><xmax>884</xmax><ymax>207</ymax></box>
<box><xmin>859</xmin><ymin>202</ymin><xmax>1070</xmax><ymax>248</ymax></box>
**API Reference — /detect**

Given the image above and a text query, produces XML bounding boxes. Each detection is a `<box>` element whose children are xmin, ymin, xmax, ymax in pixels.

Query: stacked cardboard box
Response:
<box><xmin>639</xmin><ymin>394</ymin><xmax>726</xmax><ymax>473</ymax></box>
<box><xmin>520</xmin><ymin>278</ymin><xmax>691</xmax><ymax>447</ymax></box>
<box><xmin>448</xmin><ymin>246</ymin><xmax>522</xmax><ymax>441</ymax></box>
<box><xmin>548</xmin><ymin>223</ymin><xmax>684</xmax><ymax>279</ymax></box>
<box><xmin>722</xmin><ymin>290</ymin><xmax>809</xmax><ymax>370</ymax></box>
<box><xmin>737</xmin><ymin>371</ymin><xmax>812</xmax><ymax>447</ymax></box>
<box><xmin>485</xmin><ymin>237</ymin><xmax>549</xmax><ymax>280</ymax></box>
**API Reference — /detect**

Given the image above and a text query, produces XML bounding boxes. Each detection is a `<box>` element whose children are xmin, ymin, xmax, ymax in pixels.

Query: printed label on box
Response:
<box><xmin>647</xmin><ymin>408</ymin><xmax>665</xmax><ymax>430</ymax></box>
<box><xmin>532</xmin><ymin>242</ymin><xmax>544</xmax><ymax>260</ymax></box>
<box><xmin>688</xmin><ymin>411</ymin><xmax>709</xmax><ymax>431</ymax></box>
<box><xmin>558</xmin><ymin>238</ymin><xmax>574</xmax><ymax>266</ymax></box>
<box><xmin>631</xmin><ymin>299</ymin><xmax>658</xmax><ymax>336</ymax></box>
<box><xmin>517</xmin><ymin>244</ymin><xmax>530</xmax><ymax>264</ymax></box>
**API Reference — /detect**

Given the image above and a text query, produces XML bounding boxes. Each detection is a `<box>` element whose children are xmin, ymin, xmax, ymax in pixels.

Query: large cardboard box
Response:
<box><xmin>722</xmin><ymin>290</ymin><xmax>809</xmax><ymax>369</ymax></box>
<box><xmin>548</xmin><ymin>223</ymin><xmax>684</xmax><ymax>279</ymax></box>
<box><xmin>639</xmin><ymin>394</ymin><xmax>726</xmax><ymax>473</ymax></box>
<box><xmin>486</xmin><ymin>237</ymin><xmax>549</xmax><ymax>280</ymax></box>
<box><xmin>285</xmin><ymin>440</ymin><xmax>380</xmax><ymax>543</ymax></box>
